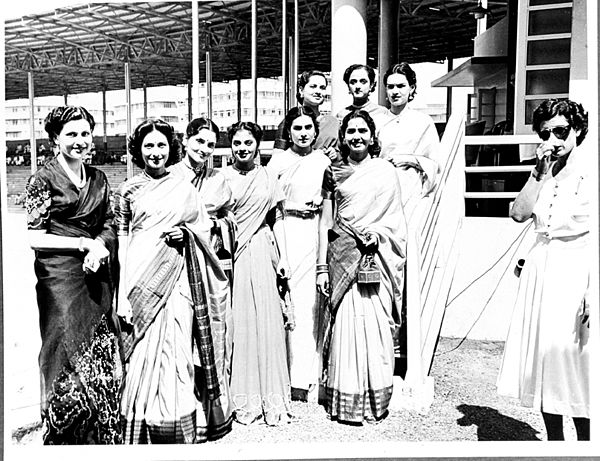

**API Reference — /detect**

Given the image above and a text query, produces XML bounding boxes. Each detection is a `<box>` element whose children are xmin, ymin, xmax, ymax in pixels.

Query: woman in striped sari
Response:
<box><xmin>317</xmin><ymin>110</ymin><xmax>407</xmax><ymax>424</ymax></box>
<box><xmin>116</xmin><ymin>119</ymin><xmax>230</xmax><ymax>443</ymax></box>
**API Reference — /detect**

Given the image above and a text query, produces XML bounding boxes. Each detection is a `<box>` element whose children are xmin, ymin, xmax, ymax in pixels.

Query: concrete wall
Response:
<box><xmin>474</xmin><ymin>16</ymin><xmax>508</xmax><ymax>57</ymax></box>
<box><xmin>441</xmin><ymin>216</ymin><xmax>537</xmax><ymax>341</ymax></box>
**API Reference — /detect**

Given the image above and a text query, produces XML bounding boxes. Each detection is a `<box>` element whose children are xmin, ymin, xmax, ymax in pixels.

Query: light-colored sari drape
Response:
<box><xmin>324</xmin><ymin>158</ymin><xmax>407</xmax><ymax>423</ymax></box>
<box><xmin>268</xmin><ymin>149</ymin><xmax>331</xmax><ymax>393</ymax></box>
<box><xmin>378</xmin><ymin>107</ymin><xmax>440</xmax><ymax>222</ymax></box>
<box><xmin>222</xmin><ymin>166</ymin><xmax>292</xmax><ymax>425</ymax></box>
<box><xmin>117</xmin><ymin>172</ymin><xmax>231</xmax><ymax>443</ymax></box>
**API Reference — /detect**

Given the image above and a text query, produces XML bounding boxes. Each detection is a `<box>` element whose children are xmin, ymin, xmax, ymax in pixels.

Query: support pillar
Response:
<box><xmin>293</xmin><ymin>0</ymin><xmax>299</xmax><ymax>101</ymax></box>
<box><xmin>102</xmin><ymin>86</ymin><xmax>108</xmax><ymax>155</ymax></box>
<box><xmin>446</xmin><ymin>58</ymin><xmax>453</xmax><ymax>121</ymax></box>
<box><xmin>187</xmin><ymin>80</ymin><xmax>193</xmax><ymax>121</ymax></box>
<box><xmin>251</xmin><ymin>0</ymin><xmax>258</xmax><ymax>123</ymax></box>
<box><xmin>476</xmin><ymin>0</ymin><xmax>488</xmax><ymax>35</ymax></box>
<box><xmin>206</xmin><ymin>49</ymin><xmax>213</xmax><ymax>119</ymax></box>
<box><xmin>28</xmin><ymin>72</ymin><xmax>37</xmax><ymax>174</ymax></box>
<box><xmin>206</xmin><ymin>31</ymin><xmax>213</xmax><ymax>168</ymax></box>
<box><xmin>237</xmin><ymin>71</ymin><xmax>242</xmax><ymax>122</ymax></box>
<box><xmin>143</xmin><ymin>83</ymin><xmax>148</xmax><ymax>120</ymax></box>
<box><xmin>125</xmin><ymin>62</ymin><xmax>133</xmax><ymax>179</ymax></box>
<box><xmin>192</xmin><ymin>0</ymin><xmax>200</xmax><ymax>118</ymax></box>
<box><xmin>282</xmin><ymin>0</ymin><xmax>289</xmax><ymax>114</ymax></box>
<box><xmin>378</xmin><ymin>0</ymin><xmax>398</xmax><ymax>107</ymax></box>
<box><xmin>331</xmin><ymin>0</ymin><xmax>368</xmax><ymax>115</ymax></box>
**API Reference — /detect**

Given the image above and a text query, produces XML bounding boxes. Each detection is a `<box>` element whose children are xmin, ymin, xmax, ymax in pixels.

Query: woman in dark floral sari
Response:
<box><xmin>25</xmin><ymin>106</ymin><xmax>123</xmax><ymax>444</ymax></box>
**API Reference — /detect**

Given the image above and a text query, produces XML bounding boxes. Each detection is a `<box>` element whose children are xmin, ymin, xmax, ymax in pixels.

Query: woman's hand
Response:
<box><xmin>364</xmin><ymin>232</ymin><xmax>379</xmax><ymax>253</ymax></box>
<box><xmin>317</xmin><ymin>272</ymin><xmax>330</xmax><ymax>296</ymax></box>
<box><xmin>276</xmin><ymin>258</ymin><xmax>290</xmax><ymax>279</ymax></box>
<box><xmin>117</xmin><ymin>293</ymin><xmax>133</xmax><ymax>325</ymax></box>
<box><xmin>324</xmin><ymin>146</ymin><xmax>340</xmax><ymax>162</ymax></box>
<box><xmin>534</xmin><ymin>141</ymin><xmax>558</xmax><ymax>176</ymax></box>
<box><xmin>161</xmin><ymin>226</ymin><xmax>184</xmax><ymax>245</ymax></box>
<box><xmin>304</xmin><ymin>195</ymin><xmax>323</xmax><ymax>214</ymax></box>
<box><xmin>82</xmin><ymin>239</ymin><xmax>109</xmax><ymax>273</ymax></box>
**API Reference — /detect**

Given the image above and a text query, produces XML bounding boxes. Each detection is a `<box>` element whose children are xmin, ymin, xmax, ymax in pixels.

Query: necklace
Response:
<box><xmin>233</xmin><ymin>163</ymin><xmax>254</xmax><ymax>175</ymax></box>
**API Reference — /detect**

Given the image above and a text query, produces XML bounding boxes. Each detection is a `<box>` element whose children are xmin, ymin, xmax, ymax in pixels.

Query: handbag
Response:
<box><xmin>357</xmin><ymin>253</ymin><xmax>381</xmax><ymax>285</ymax></box>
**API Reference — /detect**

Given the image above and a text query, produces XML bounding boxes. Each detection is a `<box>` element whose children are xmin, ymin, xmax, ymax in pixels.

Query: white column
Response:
<box><xmin>251</xmin><ymin>0</ymin><xmax>258</xmax><ymax>123</ymax></box>
<box><xmin>28</xmin><ymin>72</ymin><xmax>37</xmax><ymax>175</ymax></box>
<box><xmin>281</xmin><ymin>0</ymin><xmax>288</xmax><ymax>114</ymax></box>
<box><xmin>102</xmin><ymin>86</ymin><xmax>108</xmax><ymax>154</ymax></box>
<box><xmin>125</xmin><ymin>62</ymin><xmax>133</xmax><ymax>179</ymax></box>
<box><xmin>192</xmin><ymin>0</ymin><xmax>200</xmax><ymax>118</ymax></box>
<box><xmin>476</xmin><ymin>0</ymin><xmax>488</xmax><ymax>36</ymax></box>
<box><xmin>331</xmin><ymin>0</ymin><xmax>368</xmax><ymax>115</ymax></box>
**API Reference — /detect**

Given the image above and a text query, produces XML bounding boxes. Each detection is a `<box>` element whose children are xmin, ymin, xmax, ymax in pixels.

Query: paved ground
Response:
<box><xmin>4</xmin><ymin>209</ymin><xmax>582</xmax><ymax>451</ymax></box>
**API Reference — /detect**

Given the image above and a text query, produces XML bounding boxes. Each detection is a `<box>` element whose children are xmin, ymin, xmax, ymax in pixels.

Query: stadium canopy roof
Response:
<box><xmin>4</xmin><ymin>0</ymin><xmax>507</xmax><ymax>100</ymax></box>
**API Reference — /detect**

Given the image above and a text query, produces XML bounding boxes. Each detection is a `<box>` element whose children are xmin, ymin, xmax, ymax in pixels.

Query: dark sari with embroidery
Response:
<box><xmin>25</xmin><ymin>158</ymin><xmax>123</xmax><ymax>444</ymax></box>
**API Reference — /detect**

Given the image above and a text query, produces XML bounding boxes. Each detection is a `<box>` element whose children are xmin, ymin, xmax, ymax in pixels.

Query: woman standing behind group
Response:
<box><xmin>115</xmin><ymin>119</ymin><xmax>231</xmax><ymax>443</ymax></box>
<box><xmin>378</xmin><ymin>62</ymin><xmax>440</xmax><ymax>221</ymax></box>
<box><xmin>336</xmin><ymin>64</ymin><xmax>389</xmax><ymax>130</ymax></box>
<box><xmin>317</xmin><ymin>110</ymin><xmax>407</xmax><ymax>424</ymax></box>
<box><xmin>25</xmin><ymin>106</ymin><xmax>122</xmax><ymax>444</ymax></box>
<box><xmin>268</xmin><ymin>107</ymin><xmax>331</xmax><ymax>402</ymax></box>
<box><xmin>222</xmin><ymin>121</ymin><xmax>293</xmax><ymax>425</ymax></box>
<box><xmin>273</xmin><ymin>70</ymin><xmax>339</xmax><ymax>156</ymax></box>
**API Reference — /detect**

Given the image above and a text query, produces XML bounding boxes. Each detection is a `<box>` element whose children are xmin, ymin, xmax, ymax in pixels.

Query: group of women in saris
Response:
<box><xmin>26</xmin><ymin>60</ymin><xmax>593</xmax><ymax>445</ymax></box>
<box><xmin>27</xmin><ymin>60</ymin><xmax>496</xmax><ymax>445</ymax></box>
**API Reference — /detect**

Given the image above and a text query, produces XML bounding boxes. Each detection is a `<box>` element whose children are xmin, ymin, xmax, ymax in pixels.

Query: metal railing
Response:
<box><xmin>463</xmin><ymin>134</ymin><xmax>539</xmax><ymax>200</ymax></box>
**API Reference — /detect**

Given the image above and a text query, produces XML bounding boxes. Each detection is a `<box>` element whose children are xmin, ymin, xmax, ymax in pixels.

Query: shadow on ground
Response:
<box><xmin>457</xmin><ymin>404</ymin><xmax>541</xmax><ymax>441</ymax></box>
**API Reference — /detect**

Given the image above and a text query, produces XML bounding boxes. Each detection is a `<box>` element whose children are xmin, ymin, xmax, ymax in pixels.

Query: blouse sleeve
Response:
<box><xmin>25</xmin><ymin>175</ymin><xmax>52</xmax><ymax>231</ymax></box>
<box><xmin>273</xmin><ymin>118</ymin><xmax>289</xmax><ymax>150</ymax></box>
<box><xmin>95</xmin><ymin>174</ymin><xmax>118</xmax><ymax>248</ymax></box>
<box><xmin>321</xmin><ymin>165</ymin><xmax>336</xmax><ymax>200</ymax></box>
<box><xmin>113</xmin><ymin>183</ymin><xmax>132</xmax><ymax>236</ymax></box>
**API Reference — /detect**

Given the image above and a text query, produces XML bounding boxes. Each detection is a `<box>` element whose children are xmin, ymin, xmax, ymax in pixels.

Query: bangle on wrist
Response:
<box><xmin>78</xmin><ymin>237</ymin><xmax>85</xmax><ymax>252</ymax></box>
<box><xmin>316</xmin><ymin>263</ymin><xmax>328</xmax><ymax>275</ymax></box>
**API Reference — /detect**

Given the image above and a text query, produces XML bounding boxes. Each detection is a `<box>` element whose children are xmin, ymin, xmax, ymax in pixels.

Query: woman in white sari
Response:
<box><xmin>378</xmin><ymin>62</ymin><xmax>441</xmax><ymax>222</ymax></box>
<box><xmin>222</xmin><ymin>121</ymin><xmax>293</xmax><ymax>426</ymax></box>
<box><xmin>116</xmin><ymin>119</ymin><xmax>230</xmax><ymax>443</ymax></box>
<box><xmin>267</xmin><ymin>107</ymin><xmax>331</xmax><ymax>402</ymax></box>
<box><xmin>317</xmin><ymin>110</ymin><xmax>407</xmax><ymax>424</ymax></box>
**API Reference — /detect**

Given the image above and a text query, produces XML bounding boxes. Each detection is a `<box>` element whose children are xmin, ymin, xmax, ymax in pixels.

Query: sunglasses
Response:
<box><xmin>539</xmin><ymin>125</ymin><xmax>571</xmax><ymax>141</ymax></box>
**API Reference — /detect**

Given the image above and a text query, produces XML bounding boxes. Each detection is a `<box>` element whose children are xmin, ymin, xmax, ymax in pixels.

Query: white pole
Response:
<box><xmin>282</xmin><ymin>0</ymin><xmax>288</xmax><ymax>114</ymax></box>
<box><xmin>28</xmin><ymin>72</ymin><xmax>37</xmax><ymax>175</ymax></box>
<box><xmin>251</xmin><ymin>0</ymin><xmax>258</xmax><ymax>123</ymax></box>
<box><xmin>192</xmin><ymin>0</ymin><xmax>200</xmax><ymax>118</ymax></box>
<box><xmin>125</xmin><ymin>62</ymin><xmax>133</xmax><ymax>179</ymax></box>
<box><xmin>331</xmin><ymin>0</ymin><xmax>368</xmax><ymax>115</ymax></box>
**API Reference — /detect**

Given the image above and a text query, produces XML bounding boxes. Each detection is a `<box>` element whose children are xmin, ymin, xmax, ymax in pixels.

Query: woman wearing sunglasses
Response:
<box><xmin>497</xmin><ymin>99</ymin><xmax>591</xmax><ymax>440</ymax></box>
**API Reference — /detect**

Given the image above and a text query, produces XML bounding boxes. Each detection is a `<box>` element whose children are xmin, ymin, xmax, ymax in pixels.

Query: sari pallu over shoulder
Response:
<box><xmin>227</xmin><ymin>167</ymin><xmax>282</xmax><ymax>260</ymax></box>
<box><xmin>321</xmin><ymin>159</ymin><xmax>407</xmax><ymax>374</ymax></box>
<box><xmin>122</xmin><ymin>238</ymin><xmax>183</xmax><ymax>360</ymax></box>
